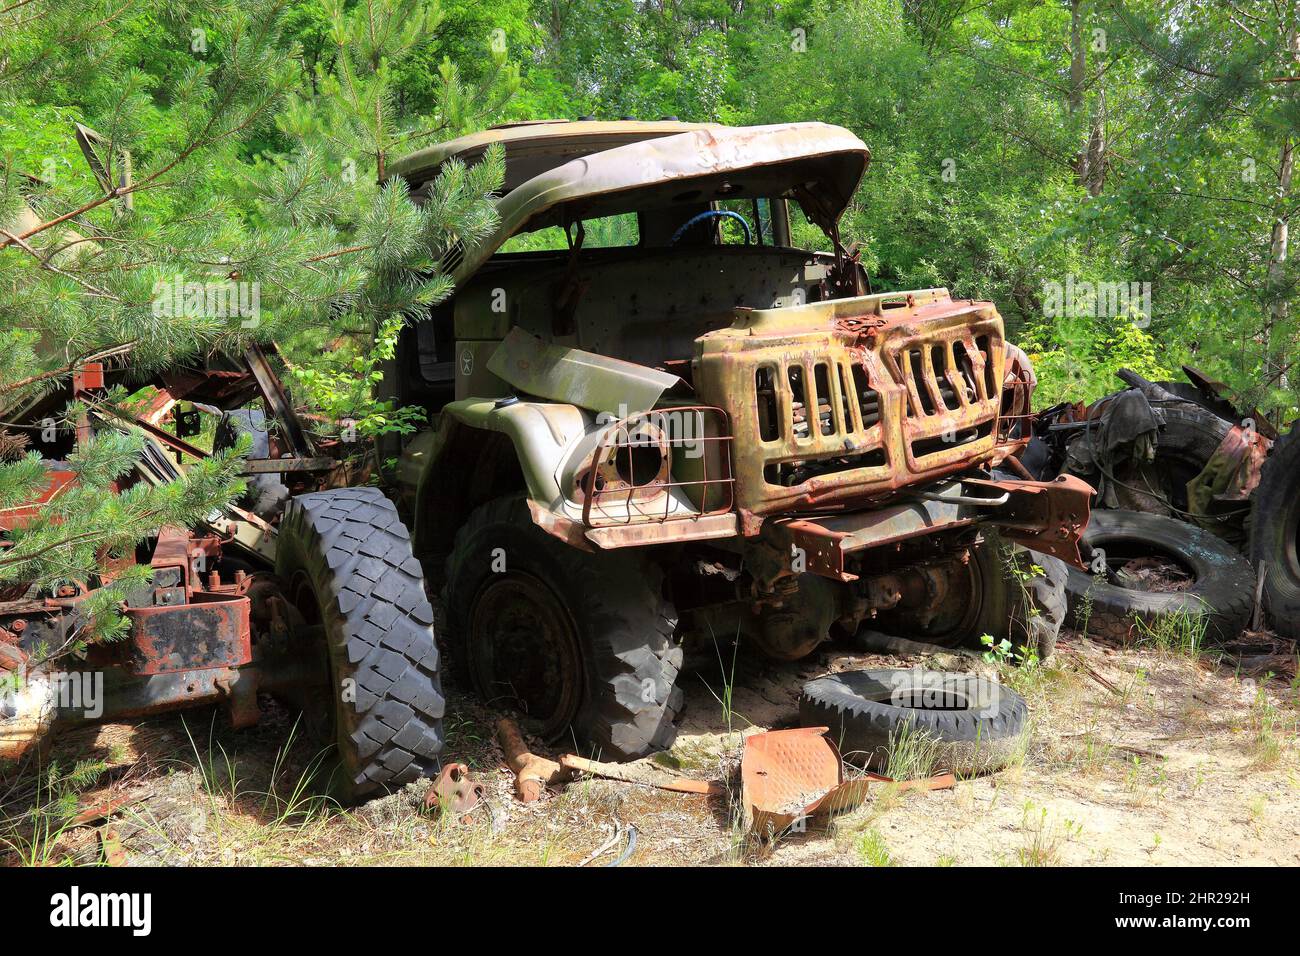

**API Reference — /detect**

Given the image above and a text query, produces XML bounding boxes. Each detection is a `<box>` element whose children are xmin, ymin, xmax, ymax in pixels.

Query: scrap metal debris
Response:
<box><xmin>559</xmin><ymin>753</ymin><xmax>725</xmax><ymax>796</ymax></box>
<box><xmin>740</xmin><ymin>726</ymin><xmax>954</xmax><ymax>841</ymax></box>
<box><xmin>497</xmin><ymin>718</ymin><xmax>570</xmax><ymax>802</ymax></box>
<box><xmin>423</xmin><ymin>762</ymin><xmax>486</xmax><ymax>821</ymax></box>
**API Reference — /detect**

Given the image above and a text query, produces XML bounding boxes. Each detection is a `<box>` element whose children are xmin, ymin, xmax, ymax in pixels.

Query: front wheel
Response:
<box><xmin>276</xmin><ymin>487</ymin><xmax>445</xmax><ymax>801</ymax></box>
<box><xmin>444</xmin><ymin>497</ymin><xmax>683</xmax><ymax>760</ymax></box>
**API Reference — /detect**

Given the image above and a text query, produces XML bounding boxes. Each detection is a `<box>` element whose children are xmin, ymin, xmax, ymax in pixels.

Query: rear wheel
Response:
<box><xmin>873</xmin><ymin>529</ymin><xmax>1067</xmax><ymax>661</ymax></box>
<box><xmin>276</xmin><ymin>487</ymin><xmax>445</xmax><ymax>801</ymax></box>
<box><xmin>444</xmin><ymin>497</ymin><xmax>682</xmax><ymax>760</ymax></box>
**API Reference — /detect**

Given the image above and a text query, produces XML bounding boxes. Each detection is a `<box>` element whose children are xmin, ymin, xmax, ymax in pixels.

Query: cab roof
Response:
<box><xmin>388</xmin><ymin>120</ymin><xmax>871</xmax><ymax>284</ymax></box>
<box><xmin>387</xmin><ymin>119</ymin><xmax>719</xmax><ymax>193</ymax></box>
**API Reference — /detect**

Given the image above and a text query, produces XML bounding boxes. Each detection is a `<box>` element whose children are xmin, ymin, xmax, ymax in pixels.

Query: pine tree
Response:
<box><xmin>0</xmin><ymin>0</ymin><xmax>509</xmax><ymax>646</ymax></box>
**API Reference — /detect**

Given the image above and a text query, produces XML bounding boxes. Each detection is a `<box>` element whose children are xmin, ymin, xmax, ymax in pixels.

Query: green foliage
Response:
<box><xmin>0</xmin><ymin>0</ymin><xmax>509</xmax><ymax>654</ymax></box>
<box><xmin>980</xmin><ymin>633</ymin><xmax>1040</xmax><ymax>672</ymax></box>
<box><xmin>285</xmin><ymin>317</ymin><xmax>426</xmax><ymax>442</ymax></box>
<box><xmin>0</xmin><ymin>756</ymin><xmax>109</xmax><ymax>865</ymax></box>
<box><xmin>726</xmin><ymin>0</ymin><xmax>1297</xmax><ymax>418</ymax></box>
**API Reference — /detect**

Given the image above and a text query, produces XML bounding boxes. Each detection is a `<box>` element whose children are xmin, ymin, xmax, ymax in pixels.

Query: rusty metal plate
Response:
<box><xmin>124</xmin><ymin>593</ymin><xmax>251</xmax><ymax>676</ymax></box>
<box><xmin>425</xmin><ymin>763</ymin><xmax>486</xmax><ymax>817</ymax></box>
<box><xmin>741</xmin><ymin>726</ymin><xmax>957</xmax><ymax>839</ymax></box>
<box><xmin>741</xmin><ymin>726</ymin><xmax>843</xmax><ymax>837</ymax></box>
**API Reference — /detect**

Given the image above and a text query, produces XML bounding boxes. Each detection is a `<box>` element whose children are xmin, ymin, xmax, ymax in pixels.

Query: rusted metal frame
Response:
<box><xmin>773</xmin><ymin>473</ymin><xmax>1093</xmax><ymax>581</ymax></box>
<box><xmin>135</xmin><ymin>371</ymin><xmax>208</xmax><ymax>427</ymax></box>
<box><xmin>940</xmin><ymin>339</ymin><xmax>970</xmax><ymax>412</ymax></box>
<box><xmin>585</xmin><ymin>512</ymin><xmax>738</xmax><ymax>548</ymax></box>
<box><xmin>89</xmin><ymin>403</ymin><xmax>209</xmax><ymax>460</ymax></box>
<box><xmin>241</xmin><ymin>456</ymin><xmax>336</xmax><ymax>474</ymax></box>
<box><xmin>918</xmin><ymin>340</ymin><xmax>947</xmax><ymax>416</ymax></box>
<box><xmin>37</xmin><ymin>526</ymin><xmax>257</xmax><ymax>678</ymax></box>
<box><xmin>766</xmin><ymin>345</ymin><xmax>890</xmax><ymax>465</ymax></box>
<box><xmin>92</xmin><ymin>393</ymin><xmax>329</xmax><ymax>478</ymax></box>
<box><xmin>778</xmin><ymin>498</ymin><xmax>979</xmax><ymax>583</ymax></box>
<box><xmin>585</xmin><ymin>462</ymin><xmax>735</xmax><ymax>527</ymax></box>
<box><xmin>700</xmin><ymin>298</ymin><xmax>1010</xmax><ymax>534</ymax></box>
<box><xmin>0</xmin><ymin>468</ymin><xmax>77</xmax><ymax>531</ymax></box>
<box><xmin>534</xmin><ymin>499</ymin><xmax>739</xmax><ymax>552</ymax></box>
<box><xmin>243</xmin><ymin>343</ymin><xmax>315</xmax><ymax>457</ymax></box>
<box><xmin>54</xmin><ymin>665</ymin><xmax>255</xmax><ymax>724</ymax></box>
<box><xmin>962</xmin><ymin>474</ymin><xmax>1092</xmax><ymax>567</ymax></box>
<box><xmin>72</xmin><ymin>362</ymin><xmax>106</xmax><ymax>446</ymax></box>
<box><xmin>889</xmin><ymin>323</ymin><xmax>1001</xmax><ymax>470</ymax></box>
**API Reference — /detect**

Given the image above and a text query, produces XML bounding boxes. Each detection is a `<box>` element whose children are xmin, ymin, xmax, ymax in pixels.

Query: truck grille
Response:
<box><xmin>894</xmin><ymin>333</ymin><xmax>999</xmax><ymax>460</ymax></box>
<box><xmin>694</xmin><ymin>290</ymin><xmax>1007</xmax><ymax>525</ymax></box>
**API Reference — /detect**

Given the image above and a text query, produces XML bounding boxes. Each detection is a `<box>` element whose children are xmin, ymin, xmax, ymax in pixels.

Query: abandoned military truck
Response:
<box><xmin>382</xmin><ymin>120</ymin><xmax>1092</xmax><ymax>760</ymax></box>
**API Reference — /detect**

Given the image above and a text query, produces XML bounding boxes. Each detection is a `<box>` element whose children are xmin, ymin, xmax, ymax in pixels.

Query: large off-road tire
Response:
<box><xmin>799</xmin><ymin>669</ymin><xmax>1028</xmax><ymax>775</ymax></box>
<box><xmin>215</xmin><ymin>408</ymin><xmax>289</xmax><ymax>520</ymax></box>
<box><xmin>873</xmin><ymin>529</ymin><xmax>1068</xmax><ymax>661</ymax></box>
<box><xmin>276</xmin><ymin>487</ymin><xmax>445</xmax><ymax>801</ymax></box>
<box><xmin>1140</xmin><ymin>401</ymin><xmax>1232</xmax><ymax>514</ymax></box>
<box><xmin>1066</xmin><ymin>509</ymin><xmax>1253</xmax><ymax>644</ymax></box>
<box><xmin>444</xmin><ymin>496</ymin><xmax>682</xmax><ymax>760</ymax></box>
<box><xmin>1249</xmin><ymin>425</ymin><xmax>1300</xmax><ymax>639</ymax></box>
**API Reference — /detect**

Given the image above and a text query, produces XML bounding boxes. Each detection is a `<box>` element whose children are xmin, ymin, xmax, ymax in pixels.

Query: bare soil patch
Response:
<box><xmin>2</xmin><ymin>630</ymin><xmax>1296</xmax><ymax>866</ymax></box>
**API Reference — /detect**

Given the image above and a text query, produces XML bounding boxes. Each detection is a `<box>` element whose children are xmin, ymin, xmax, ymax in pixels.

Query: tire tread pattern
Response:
<box><xmin>279</xmin><ymin>487</ymin><xmax>445</xmax><ymax>799</ymax></box>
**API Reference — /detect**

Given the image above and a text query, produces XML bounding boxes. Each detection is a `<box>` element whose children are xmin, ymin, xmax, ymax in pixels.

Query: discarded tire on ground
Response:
<box><xmin>1249</xmin><ymin>425</ymin><xmax>1300</xmax><ymax>639</ymax></box>
<box><xmin>799</xmin><ymin>669</ymin><xmax>1028</xmax><ymax>776</ymax></box>
<box><xmin>214</xmin><ymin>408</ymin><xmax>289</xmax><ymax>520</ymax></box>
<box><xmin>1066</xmin><ymin>510</ymin><xmax>1254</xmax><ymax>644</ymax></box>
<box><xmin>276</xmin><ymin>487</ymin><xmax>445</xmax><ymax>801</ymax></box>
<box><xmin>444</xmin><ymin>496</ymin><xmax>683</xmax><ymax>760</ymax></box>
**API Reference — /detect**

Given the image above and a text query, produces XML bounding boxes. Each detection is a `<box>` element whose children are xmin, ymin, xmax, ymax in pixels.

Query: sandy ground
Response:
<box><xmin>1</xmin><ymin>629</ymin><xmax>1296</xmax><ymax>867</ymax></box>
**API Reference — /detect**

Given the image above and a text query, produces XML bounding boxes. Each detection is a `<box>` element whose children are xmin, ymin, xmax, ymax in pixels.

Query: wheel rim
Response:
<box><xmin>469</xmin><ymin>572</ymin><xmax>583</xmax><ymax>738</ymax></box>
<box><xmin>875</xmin><ymin>556</ymin><xmax>984</xmax><ymax>646</ymax></box>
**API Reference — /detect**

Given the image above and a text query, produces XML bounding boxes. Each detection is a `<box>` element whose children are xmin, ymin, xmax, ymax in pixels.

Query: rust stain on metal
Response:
<box><xmin>424</xmin><ymin>763</ymin><xmax>486</xmax><ymax>817</ymax></box>
<box><xmin>695</xmin><ymin>289</ymin><xmax>1010</xmax><ymax>534</ymax></box>
<box><xmin>741</xmin><ymin>726</ymin><xmax>956</xmax><ymax>839</ymax></box>
<box><xmin>741</xmin><ymin>726</ymin><xmax>848</xmax><ymax>837</ymax></box>
<box><xmin>498</xmin><ymin>717</ymin><xmax>569</xmax><ymax>802</ymax></box>
<box><xmin>125</xmin><ymin>595</ymin><xmax>251</xmax><ymax>676</ymax></box>
<box><xmin>580</xmin><ymin>406</ymin><xmax>735</xmax><ymax>530</ymax></box>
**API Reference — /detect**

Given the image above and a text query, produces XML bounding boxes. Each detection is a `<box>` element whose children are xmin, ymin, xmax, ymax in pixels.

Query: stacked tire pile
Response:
<box><xmin>1043</xmin><ymin>376</ymin><xmax>1297</xmax><ymax>645</ymax></box>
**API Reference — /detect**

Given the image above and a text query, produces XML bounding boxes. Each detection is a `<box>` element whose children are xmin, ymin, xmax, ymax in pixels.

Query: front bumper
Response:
<box><xmin>774</xmin><ymin>474</ymin><xmax>1094</xmax><ymax>582</ymax></box>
